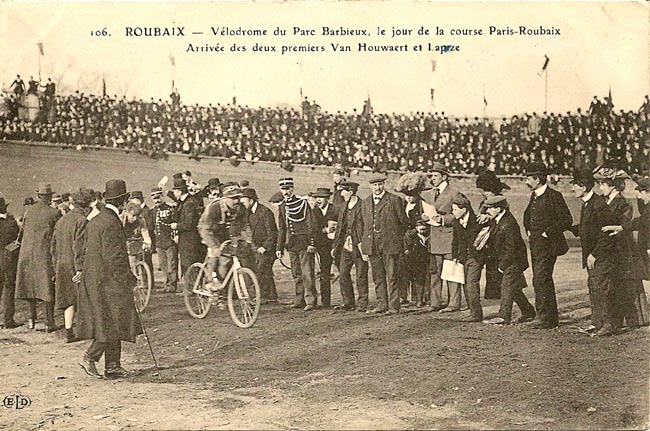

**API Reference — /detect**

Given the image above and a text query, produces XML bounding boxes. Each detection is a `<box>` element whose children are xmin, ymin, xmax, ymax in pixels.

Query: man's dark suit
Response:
<box><xmin>0</xmin><ymin>214</ymin><xmax>20</xmax><ymax>326</ymax></box>
<box><xmin>523</xmin><ymin>185</ymin><xmax>573</xmax><ymax>327</ymax></box>
<box><xmin>176</xmin><ymin>195</ymin><xmax>206</xmax><ymax>276</ymax></box>
<box><xmin>332</xmin><ymin>197</ymin><xmax>368</xmax><ymax>310</ymax></box>
<box><xmin>491</xmin><ymin>211</ymin><xmax>536</xmax><ymax>323</ymax></box>
<box><xmin>249</xmin><ymin>202</ymin><xmax>278</xmax><ymax>301</ymax></box>
<box><xmin>360</xmin><ymin>192</ymin><xmax>408</xmax><ymax>312</ymax></box>
<box><xmin>312</xmin><ymin>203</ymin><xmax>339</xmax><ymax>307</ymax></box>
<box><xmin>571</xmin><ymin>193</ymin><xmax>618</xmax><ymax>329</ymax></box>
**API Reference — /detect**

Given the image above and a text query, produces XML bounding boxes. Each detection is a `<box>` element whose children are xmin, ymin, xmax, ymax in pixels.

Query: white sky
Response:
<box><xmin>1</xmin><ymin>1</ymin><xmax>648</xmax><ymax>117</ymax></box>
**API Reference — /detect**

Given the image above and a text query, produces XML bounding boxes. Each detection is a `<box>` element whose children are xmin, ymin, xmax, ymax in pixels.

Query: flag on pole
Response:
<box><xmin>362</xmin><ymin>96</ymin><xmax>372</xmax><ymax>117</ymax></box>
<box><xmin>430</xmin><ymin>88</ymin><xmax>435</xmax><ymax>102</ymax></box>
<box><xmin>232</xmin><ymin>96</ymin><xmax>237</xmax><ymax>105</ymax></box>
<box><xmin>608</xmin><ymin>85</ymin><xmax>612</xmax><ymax>104</ymax></box>
<box><xmin>37</xmin><ymin>42</ymin><xmax>44</xmax><ymax>56</ymax></box>
<box><xmin>300</xmin><ymin>87</ymin><xmax>303</xmax><ymax>98</ymax></box>
<box><xmin>483</xmin><ymin>96</ymin><xmax>488</xmax><ymax>107</ymax></box>
<box><xmin>431</xmin><ymin>59</ymin><xmax>437</xmax><ymax>72</ymax></box>
<box><xmin>541</xmin><ymin>55</ymin><xmax>549</xmax><ymax>71</ymax></box>
<box><xmin>169</xmin><ymin>54</ymin><xmax>175</xmax><ymax>67</ymax></box>
<box><xmin>102</xmin><ymin>76</ymin><xmax>107</xmax><ymax>96</ymax></box>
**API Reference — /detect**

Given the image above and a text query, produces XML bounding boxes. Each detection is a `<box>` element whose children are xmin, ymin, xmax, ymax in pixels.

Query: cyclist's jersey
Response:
<box><xmin>198</xmin><ymin>199</ymin><xmax>253</xmax><ymax>255</ymax></box>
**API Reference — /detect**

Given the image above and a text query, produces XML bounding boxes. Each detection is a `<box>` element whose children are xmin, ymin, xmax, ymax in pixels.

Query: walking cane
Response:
<box><xmin>134</xmin><ymin>304</ymin><xmax>161</xmax><ymax>378</ymax></box>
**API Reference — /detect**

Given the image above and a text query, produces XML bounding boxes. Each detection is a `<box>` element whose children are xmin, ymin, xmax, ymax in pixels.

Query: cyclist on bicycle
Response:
<box><xmin>123</xmin><ymin>202</ymin><xmax>153</xmax><ymax>270</ymax></box>
<box><xmin>197</xmin><ymin>182</ymin><xmax>255</xmax><ymax>290</ymax></box>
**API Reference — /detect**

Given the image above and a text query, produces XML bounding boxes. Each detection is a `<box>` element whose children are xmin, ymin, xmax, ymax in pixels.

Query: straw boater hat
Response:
<box><xmin>593</xmin><ymin>167</ymin><xmax>630</xmax><ymax>181</ymax></box>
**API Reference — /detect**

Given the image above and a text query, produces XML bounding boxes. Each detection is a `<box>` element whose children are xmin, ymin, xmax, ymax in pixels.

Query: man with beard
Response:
<box><xmin>15</xmin><ymin>183</ymin><xmax>61</xmax><ymax>332</ymax></box>
<box><xmin>76</xmin><ymin>179</ymin><xmax>142</xmax><ymax>379</ymax></box>
<box><xmin>523</xmin><ymin>162</ymin><xmax>573</xmax><ymax>329</ymax></box>
<box><xmin>151</xmin><ymin>188</ymin><xmax>178</xmax><ymax>293</ymax></box>
<box><xmin>240</xmin><ymin>187</ymin><xmax>278</xmax><ymax>304</ymax></box>
<box><xmin>170</xmin><ymin>177</ymin><xmax>206</xmax><ymax>278</ymax></box>
<box><xmin>51</xmin><ymin>189</ymin><xmax>92</xmax><ymax>343</ymax></box>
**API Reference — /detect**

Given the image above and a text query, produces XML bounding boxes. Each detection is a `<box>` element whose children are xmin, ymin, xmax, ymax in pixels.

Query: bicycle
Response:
<box><xmin>183</xmin><ymin>240</ymin><xmax>261</xmax><ymax>328</ymax></box>
<box><xmin>127</xmin><ymin>239</ymin><xmax>153</xmax><ymax>313</ymax></box>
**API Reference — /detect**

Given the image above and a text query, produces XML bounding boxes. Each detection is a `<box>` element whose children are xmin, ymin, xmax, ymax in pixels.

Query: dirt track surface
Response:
<box><xmin>1</xmin><ymin>250</ymin><xmax>648</xmax><ymax>430</ymax></box>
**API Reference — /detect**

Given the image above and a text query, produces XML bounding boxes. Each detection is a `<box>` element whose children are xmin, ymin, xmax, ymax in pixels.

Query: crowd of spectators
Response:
<box><xmin>1</xmin><ymin>84</ymin><xmax>649</xmax><ymax>176</ymax></box>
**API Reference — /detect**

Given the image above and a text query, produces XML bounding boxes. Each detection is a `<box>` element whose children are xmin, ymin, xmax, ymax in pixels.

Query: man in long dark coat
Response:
<box><xmin>240</xmin><ymin>188</ymin><xmax>279</xmax><ymax>303</ymax></box>
<box><xmin>15</xmin><ymin>183</ymin><xmax>61</xmax><ymax>331</ymax></box>
<box><xmin>0</xmin><ymin>198</ymin><xmax>21</xmax><ymax>329</ymax></box>
<box><xmin>77</xmin><ymin>179</ymin><xmax>142</xmax><ymax>379</ymax></box>
<box><xmin>312</xmin><ymin>187</ymin><xmax>339</xmax><ymax>308</ymax></box>
<box><xmin>170</xmin><ymin>177</ymin><xmax>206</xmax><ymax>278</ymax></box>
<box><xmin>523</xmin><ymin>162</ymin><xmax>573</xmax><ymax>329</ymax></box>
<box><xmin>51</xmin><ymin>189</ymin><xmax>92</xmax><ymax>343</ymax></box>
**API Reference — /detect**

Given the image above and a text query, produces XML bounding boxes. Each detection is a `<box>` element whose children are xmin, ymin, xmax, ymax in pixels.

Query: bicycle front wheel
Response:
<box><xmin>227</xmin><ymin>267</ymin><xmax>261</xmax><ymax>328</ymax></box>
<box><xmin>133</xmin><ymin>261</ymin><xmax>152</xmax><ymax>312</ymax></box>
<box><xmin>184</xmin><ymin>263</ymin><xmax>212</xmax><ymax>318</ymax></box>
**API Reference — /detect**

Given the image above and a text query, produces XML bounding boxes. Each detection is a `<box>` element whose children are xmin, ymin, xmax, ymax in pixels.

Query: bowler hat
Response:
<box><xmin>207</xmin><ymin>178</ymin><xmax>221</xmax><ymax>189</ymax></box>
<box><xmin>570</xmin><ymin>169</ymin><xmax>595</xmax><ymax>186</ymax></box>
<box><xmin>313</xmin><ymin>187</ymin><xmax>333</xmax><ymax>198</ymax></box>
<box><xmin>635</xmin><ymin>177</ymin><xmax>650</xmax><ymax>192</ymax></box>
<box><xmin>0</xmin><ymin>197</ymin><xmax>7</xmax><ymax>213</ymax></box>
<box><xmin>130</xmin><ymin>190</ymin><xmax>144</xmax><ymax>200</ymax></box>
<box><xmin>241</xmin><ymin>187</ymin><xmax>258</xmax><ymax>200</ymax></box>
<box><xmin>172</xmin><ymin>177</ymin><xmax>188</xmax><ymax>190</ymax></box>
<box><xmin>103</xmin><ymin>179</ymin><xmax>129</xmax><ymax>200</ymax></box>
<box><xmin>525</xmin><ymin>162</ymin><xmax>548</xmax><ymax>177</ymax></box>
<box><xmin>368</xmin><ymin>173</ymin><xmax>387</xmax><ymax>184</ymax></box>
<box><xmin>36</xmin><ymin>183</ymin><xmax>54</xmax><ymax>195</ymax></box>
<box><xmin>430</xmin><ymin>162</ymin><xmax>449</xmax><ymax>176</ymax></box>
<box><xmin>340</xmin><ymin>181</ymin><xmax>359</xmax><ymax>192</ymax></box>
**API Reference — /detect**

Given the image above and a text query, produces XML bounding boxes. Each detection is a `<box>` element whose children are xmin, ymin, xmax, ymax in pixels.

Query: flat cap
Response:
<box><xmin>483</xmin><ymin>195</ymin><xmax>508</xmax><ymax>207</ymax></box>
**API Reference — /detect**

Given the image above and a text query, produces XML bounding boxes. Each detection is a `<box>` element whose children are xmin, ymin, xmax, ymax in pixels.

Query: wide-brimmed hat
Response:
<box><xmin>172</xmin><ymin>177</ymin><xmax>188</xmax><ymax>191</ymax></box>
<box><xmin>313</xmin><ymin>187</ymin><xmax>332</xmax><ymax>198</ymax></box>
<box><xmin>395</xmin><ymin>173</ymin><xmax>432</xmax><ymax>195</ymax></box>
<box><xmin>36</xmin><ymin>183</ymin><xmax>54</xmax><ymax>195</ymax></box>
<box><xmin>476</xmin><ymin>170</ymin><xmax>510</xmax><ymax>194</ymax></box>
<box><xmin>593</xmin><ymin>167</ymin><xmax>630</xmax><ymax>181</ymax></box>
<box><xmin>430</xmin><ymin>162</ymin><xmax>449</xmax><ymax>176</ymax></box>
<box><xmin>524</xmin><ymin>162</ymin><xmax>548</xmax><ymax>177</ymax></box>
<box><xmin>368</xmin><ymin>173</ymin><xmax>387</xmax><ymax>184</ymax></box>
<box><xmin>103</xmin><ymin>179</ymin><xmax>129</xmax><ymax>200</ymax></box>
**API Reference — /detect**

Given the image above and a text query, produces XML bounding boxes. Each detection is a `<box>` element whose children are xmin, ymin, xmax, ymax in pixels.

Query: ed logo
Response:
<box><xmin>2</xmin><ymin>394</ymin><xmax>32</xmax><ymax>409</ymax></box>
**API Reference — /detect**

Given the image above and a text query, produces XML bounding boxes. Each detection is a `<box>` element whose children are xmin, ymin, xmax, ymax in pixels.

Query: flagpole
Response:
<box><xmin>482</xmin><ymin>84</ymin><xmax>486</xmax><ymax>119</ymax></box>
<box><xmin>38</xmin><ymin>46</ymin><xmax>41</xmax><ymax>82</ymax></box>
<box><xmin>544</xmin><ymin>66</ymin><xmax>548</xmax><ymax>112</ymax></box>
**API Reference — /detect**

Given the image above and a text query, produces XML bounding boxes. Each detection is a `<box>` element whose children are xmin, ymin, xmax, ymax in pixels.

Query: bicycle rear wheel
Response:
<box><xmin>184</xmin><ymin>263</ymin><xmax>212</xmax><ymax>318</ymax></box>
<box><xmin>227</xmin><ymin>267</ymin><xmax>261</xmax><ymax>328</ymax></box>
<box><xmin>133</xmin><ymin>261</ymin><xmax>152</xmax><ymax>312</ymax></box>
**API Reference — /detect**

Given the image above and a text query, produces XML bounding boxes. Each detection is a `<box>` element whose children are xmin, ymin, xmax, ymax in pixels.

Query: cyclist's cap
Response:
<box><xmin>278</xmin><ymin>178</ymin><xmax>294</xmax><ymax>189</ymax></box>
<box><xmin>150</xmin><ymin>188</ymin><xmax>163</xmax><ymax>197</ymax></box>
<box><xmin>222</xmin><ymin>183</ymin><xmax>243</xmax><ymax>198</ymax></box>
<box><xmin>241</xmin><ymin>188</ymin><xmax>257</xmax><ymax>200</ymax></box>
